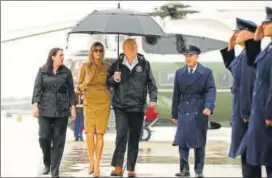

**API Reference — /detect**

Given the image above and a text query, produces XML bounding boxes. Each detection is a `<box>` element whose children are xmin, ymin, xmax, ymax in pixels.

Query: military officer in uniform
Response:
<box><xmin>244</xmin><ymin>6</ymin><xmax>272</xmax><ymax>178</ymax></box>
<box><xmin>220</xmin><ymin>18</ymin><xmax>261</xmax><ymax>178</ymax></box>
<box><xmin>172</xmin><ymin>45</ymin><xmax>216</xmax><ymax>178</ymax></box>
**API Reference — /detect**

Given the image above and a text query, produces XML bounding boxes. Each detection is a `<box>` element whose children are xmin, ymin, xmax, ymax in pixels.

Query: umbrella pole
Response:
<box><xmin>116</xmin><ymin>2</ymin><xmax>121</xmax><ymax>71</ymax></box>
<box><xmin>116</xmin><ymin>33</ymin><xmax>120</xmax><ymax>71</ymax></box>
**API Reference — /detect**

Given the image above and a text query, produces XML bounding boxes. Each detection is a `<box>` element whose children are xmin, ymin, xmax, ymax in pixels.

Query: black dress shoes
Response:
<box><xmin>195</xmin><ymin>173</ymin><xmax>204</xmax><ymax>178</ymax></box>
<box><xmin>43</xmin><ymin>166</ymin><xmax>50</xmax><ymax>175</ymax></box>
<box><xmin>175</xmin><ymin>171</ymin><xmax>190</xmax><ymax>177</ymax></box>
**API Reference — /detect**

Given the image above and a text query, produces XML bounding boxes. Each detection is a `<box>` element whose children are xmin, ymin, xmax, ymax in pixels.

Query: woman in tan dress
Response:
<box><xmin>77</xmin><ymin>42</ymin><xmax>111</xmax><ymax>177</ymax></box>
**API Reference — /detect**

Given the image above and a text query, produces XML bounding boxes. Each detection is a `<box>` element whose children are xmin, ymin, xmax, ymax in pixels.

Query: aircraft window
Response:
<box><xmin>159</xmin><ymin>71</ymin><xmax>175</xmax><ymax>85</ymax></box>
<box><xmin>142</xmin><ymin>34</ymin><xmax>228</xmax><ymax>55</ymax></box>
<box><xmin>217</xmin><ymin>72</ymin><xmax>231</xmax><ymax>88</ymax></box>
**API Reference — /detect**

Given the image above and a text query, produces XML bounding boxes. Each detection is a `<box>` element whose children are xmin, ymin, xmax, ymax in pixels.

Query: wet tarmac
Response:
<box><xmin>56</xmin><ymin>139</ymin><xmax>241</xmax><ymax>177</ymax></box>
<box><xmin>1</xmin><ymin>114</ymin><xmax>268</xmax><ymax>177</ymax></box>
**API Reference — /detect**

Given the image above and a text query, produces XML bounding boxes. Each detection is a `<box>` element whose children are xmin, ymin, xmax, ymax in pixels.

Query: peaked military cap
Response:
<box><xmin>182</xmin><ymin>45</ymin><xmax>201</xmax><ymax>55</ymax></box>
<box><xmin>263</xmin><ymin>6</ymin><xmax>272</xmax><ymax>23</ymax></box>
<box><xmin>233</xmin><ymin>18</ymin><xmax>257</xmax><ymax>33</ymax></box>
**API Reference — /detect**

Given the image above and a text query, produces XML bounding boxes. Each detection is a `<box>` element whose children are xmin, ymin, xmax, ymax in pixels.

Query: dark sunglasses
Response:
<box><xmin>94</xmin><ymin>49</ymin><xmax>103</xmax><ymax>53</ymax></box>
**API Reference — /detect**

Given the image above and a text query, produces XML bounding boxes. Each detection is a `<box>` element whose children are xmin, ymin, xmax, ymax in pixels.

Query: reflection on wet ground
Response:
<box><xmin>1</xmin><ymin>116</ymin><xmax>244</xmax><ymax>177</ymax></box>
<box><xmin>57</xmin><ymin>139</ymin><xmax>240</xmax><ymax>177</ymax></box>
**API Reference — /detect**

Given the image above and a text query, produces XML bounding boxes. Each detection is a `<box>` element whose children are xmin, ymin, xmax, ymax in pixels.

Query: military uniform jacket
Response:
<box><xmin>244</xmin><ymin>40</ymin><xmax>272</xmax><ymax>166</ymax></box>
<box><xmin>171</xmin><ymin>63</ymin><xmax>216</xmax><ymax>149</ymax></box>
<box><xmin>220</xmin><ymin>46</ymin><xmax>256</xmax><ymax>158</ymax></box>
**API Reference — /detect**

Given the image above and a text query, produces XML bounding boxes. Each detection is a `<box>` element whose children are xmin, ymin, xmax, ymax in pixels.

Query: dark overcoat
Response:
<box><xmin>245</xmin><ymin>41</ymin><xmax>272</xmax><ymax>166</ymax></box>
<box><xmin>171</xmin><ymin>63</ymin><xmax>216</xmax><ymax>148</ymax></box>
<box><xmin>220</xmin><ymin>47</ymin><xmax>256</xmax><ymax>158</ymax></box>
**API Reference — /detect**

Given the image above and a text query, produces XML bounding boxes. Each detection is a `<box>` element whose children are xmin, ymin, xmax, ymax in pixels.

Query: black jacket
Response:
<box><xmin>107</xmin><ymin>53</ymin><xmax>158</xmax><ymax>112</ymax></box>
<box><xmin>32</xmin><ymin>64</ymin><xmax>76</xmax><ymax>118</ymax></box>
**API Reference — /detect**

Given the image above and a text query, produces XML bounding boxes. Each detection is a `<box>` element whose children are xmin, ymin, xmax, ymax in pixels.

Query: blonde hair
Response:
<box><xmin>86</xmin><ymin>41</ymin><xmax>105</xmax><ymax>70</ymax></box>
<box><xmin>123</xmin><ymin>38</ymin><xmax>137</xmax><ymax>49</ymax></box>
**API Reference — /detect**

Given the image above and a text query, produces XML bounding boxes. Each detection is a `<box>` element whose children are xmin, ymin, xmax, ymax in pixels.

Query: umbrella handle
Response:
<box><xmin>117</xmin><ymin>3</ymin><xmax>121</xmax><ymax>72</ymax></box>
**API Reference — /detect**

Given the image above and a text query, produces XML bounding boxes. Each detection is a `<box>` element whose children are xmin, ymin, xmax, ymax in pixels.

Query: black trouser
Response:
<box><xmin>179</xmin><ymin>146</ymin><xmax>205</xmax><ymax>174</ymax></box>
<box><xmin>111</xmin><ymin>108</ymin><xmax>144</xmax><ymax>171</ymax></box>
<box><xmin>241</xmin><ymin>150</ymin><xmax>262</xmax><ymax>178</ymax></box>
<box><xmin>38</xmin><ymin>117</ymin><xmax>68</xmax><ymax>177</ymax></box>
<box><xmin>267</xmin><ymin>166</ymin><xmax>272</xmax><ymax>178</ymax></box>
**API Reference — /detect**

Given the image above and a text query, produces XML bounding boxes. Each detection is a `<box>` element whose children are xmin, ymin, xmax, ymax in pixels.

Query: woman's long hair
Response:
<box><xmin>46</xmin><ymin>47</ymin><xmax>63</xmax><ymax>74</ymax></box>
<box><xmin>86</xmin><ymin>41</ymin><xmax>105</xmax><ymax>70</ymax></box>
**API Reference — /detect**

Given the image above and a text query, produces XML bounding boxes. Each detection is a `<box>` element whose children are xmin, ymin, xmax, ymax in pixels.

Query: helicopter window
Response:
<box><xmin>159</xmin><ymin>71</ymin><xmax>175</xmax><ymax>86</ymax></box>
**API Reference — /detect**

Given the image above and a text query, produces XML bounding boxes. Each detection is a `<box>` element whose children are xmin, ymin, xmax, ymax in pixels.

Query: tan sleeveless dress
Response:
<box><xmin>78</xmin><ymin>63</ymin><xmax>111</xmax><ymax>134</ymax></box>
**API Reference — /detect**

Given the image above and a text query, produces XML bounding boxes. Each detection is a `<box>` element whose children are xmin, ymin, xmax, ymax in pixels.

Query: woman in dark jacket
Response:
<box><xmin>32</xmin><ymin>47</ymin><xmax>76</xmax><ymax>178</ymax></box>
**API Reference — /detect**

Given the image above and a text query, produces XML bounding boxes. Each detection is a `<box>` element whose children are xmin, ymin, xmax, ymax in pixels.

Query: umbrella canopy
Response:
<box><xmin>142</xmin><ymin>33</ymin><xmax>228</xmax><ymax>54</ymax></box>
<box><xmin>68</xmin><ymin>8</ymin><xmax>166</xmax><ymax>37</ymax></box>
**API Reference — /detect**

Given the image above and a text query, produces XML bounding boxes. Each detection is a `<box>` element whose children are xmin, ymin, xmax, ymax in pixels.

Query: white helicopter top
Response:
<box><xmin>65</xmin><ymin>18</ymin><xmax>233</xmax><ymax>64</ymax></box>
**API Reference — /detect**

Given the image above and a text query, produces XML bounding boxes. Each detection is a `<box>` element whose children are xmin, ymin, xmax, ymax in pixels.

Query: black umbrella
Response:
<box><xmin>142</xmin><ymin>33</ymin><xmax>228</xmax><ymax>54</ymax></box>
<box><xmin>67</xmin><ymin>3</ymin><xmax>166</xmax><ymax>69</ymax></box>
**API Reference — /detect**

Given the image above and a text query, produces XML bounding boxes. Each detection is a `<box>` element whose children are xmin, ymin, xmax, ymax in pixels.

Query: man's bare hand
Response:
<box><xmin>254</xmin><ymin>25</ymin><xmax>264</xmax><ymax>41</ymax></box>
<box><xmin>243</xmin><ymin>118</ymin><xmax>249</xmax><ymax>123</ymax></box>
<box><xmin>239</xmin><ymin>30</ymin><xmax>254</xmax><ymax>42</ymax></box>
<box><xmin>228</xmin><ymin>32</ymin><xmax>237</xmax><ymax>51</ymax></box>
<box><xmin>265</xmin><ymin>120</ymin><xmax>272</xmax><ymax>127</ymax></box>
<box><xmin>149</xmin><ymin>103</ymin><xmax>157</xmax><ymax>108</ymax></box>
<box><xmin>203</xmin><ymin>108</ymin><xmax>211</xmax><ymax>116</ymax></box>
<box><xmin>113</xmin><ymin>71</ymin><xmax>121</xmax><ymax>82</ymax></box>
<box><xmin>172</xmin><ymin>118</ymin><xmax>178</xmax><ymax>124</ymax></box>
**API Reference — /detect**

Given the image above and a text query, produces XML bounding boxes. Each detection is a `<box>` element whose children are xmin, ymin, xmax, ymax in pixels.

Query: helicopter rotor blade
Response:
<box><xmin>1</xmin><ymin>26</ymin><xmax>73</xmax><ymax>43</ymax></box>
<box><xmin>1</xmin><ymin>21</ymin><xmax>76</xmax><ymax>44</ymax></box>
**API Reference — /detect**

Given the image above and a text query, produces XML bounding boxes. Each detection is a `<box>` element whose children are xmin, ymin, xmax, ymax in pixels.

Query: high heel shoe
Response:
<box><xmin>88</xmin><ymin>163</ymin><xmax>94</xmax><ymax>175</ymax></box>
<box><xmin>94</xmin><ymin>164</ymin><xmax>100</xmax><ymax>177</ymax></box>
<box><xmin>93</xmin><ymin>173</ymin><xmax>100</xmax><ymax>178</ymax></box>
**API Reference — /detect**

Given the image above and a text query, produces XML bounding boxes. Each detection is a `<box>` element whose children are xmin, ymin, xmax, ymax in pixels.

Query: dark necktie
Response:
<box><xmin>189</xmin><ymin>68</ymin><xmax>193</xmax><ymax>75</ymax></box>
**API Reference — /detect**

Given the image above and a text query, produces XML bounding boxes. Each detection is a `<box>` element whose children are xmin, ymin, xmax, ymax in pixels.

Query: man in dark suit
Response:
<box><xmin>107</xmin><ymin>39</ymin><xmax>158</xmax><ymax>177</ymax></box>
<box><xmin>171</xmin><ymin>45</ymin><xmax>216</xmax><ymax>178</ymax></box>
